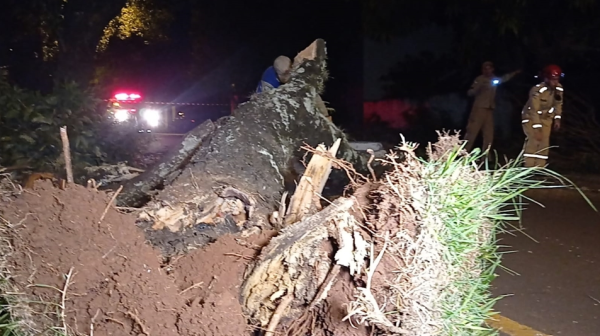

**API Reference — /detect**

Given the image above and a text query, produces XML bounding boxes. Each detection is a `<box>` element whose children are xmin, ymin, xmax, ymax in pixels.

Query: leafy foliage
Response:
<box><xmin>2</xmin><ymin>0</ymin><xmax>174</xmax><ymax>86</ymax></box>
<box><xmin>97</xmin><ymin>0</ymin><xmax>173</xmax><ymax>52</ymax></box>
<box><xmin>0</xmin><ymin>70</ymin><xmax>146</xmax><ymax>175</ymax></box>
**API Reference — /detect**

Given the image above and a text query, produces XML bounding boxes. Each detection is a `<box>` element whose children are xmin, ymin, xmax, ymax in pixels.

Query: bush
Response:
<box><xmin>0</xmin><ymin>70</ymin><xmax>146</xmax><ymax>176</ymax></box>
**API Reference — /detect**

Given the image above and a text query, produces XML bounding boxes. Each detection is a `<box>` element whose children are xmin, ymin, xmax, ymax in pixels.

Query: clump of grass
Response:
<box><xmin>0</xmin><ymin>173</ymin><xmax>22</xmax><ymax>335</ymax></box>
<box><xmin>0</xmin><ymin>173</ymin><xmax>73</xmax><ymax>336</ymax></box>
<box><xmin>345</xmin><ymin>132</ymin><xmax>594</xmax><ymax>336</ymax></box>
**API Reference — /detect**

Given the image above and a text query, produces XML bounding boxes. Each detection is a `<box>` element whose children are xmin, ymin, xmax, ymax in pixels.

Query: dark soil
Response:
<box><xmin>0</xmin><ymin>180</ymin><xmax>368</xmax><ymax>336</ymax></box>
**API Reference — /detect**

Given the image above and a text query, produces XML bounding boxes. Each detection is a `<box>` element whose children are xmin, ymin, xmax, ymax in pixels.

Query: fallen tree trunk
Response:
<box><xmin>132</xmin><ymin>39</ymin><xmax>370</xmax><ymax>256</ymax></box>
<box><xmin>116</xmin><ymin>119</ymin><xmax>216</xmax><ymax>207</ymax></box>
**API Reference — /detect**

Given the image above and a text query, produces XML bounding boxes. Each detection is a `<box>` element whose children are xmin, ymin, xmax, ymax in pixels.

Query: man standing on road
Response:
<box><xmin>464</xmin><ymin>61</ymin><xmax>521</xmax><ymax>152</ymax></box>
<box><xmin>521</xmin><ymin>64</ymin><xmax>564</xmax><ymax>167</ymax></box>
<box><xmin>256</xmin><ymin>56</ymin><xmax>292</xmax><ymax>93</ymax></box>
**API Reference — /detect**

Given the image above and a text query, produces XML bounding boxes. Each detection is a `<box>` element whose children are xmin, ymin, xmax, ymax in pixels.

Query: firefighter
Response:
<box><xmin>521</xmin><ymin>64</ymin><xmax>564</xmax><ymax>167</ymax></box>
<box><xmin>256</xmin><ymin>56</ymin><xmax>292</xmax><ymax>93</ymax></box>
<box><xmin>464</xmin><ymin>61</ymin><xmax>521</xmax><ymax>152</ymax></box>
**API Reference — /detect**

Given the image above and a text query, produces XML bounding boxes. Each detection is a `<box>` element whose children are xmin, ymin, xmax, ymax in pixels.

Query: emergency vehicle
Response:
<box><xmin>106</xmin><ymin>92</ymin><xmax>163</xmax><ymax>133</ymax></box>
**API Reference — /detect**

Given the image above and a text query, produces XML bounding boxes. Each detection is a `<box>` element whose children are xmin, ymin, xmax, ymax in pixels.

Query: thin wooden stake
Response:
<box><xmin>60</xmin><ymin>126</ymin><xmax>74</xmax><ymax>184</ymax></box>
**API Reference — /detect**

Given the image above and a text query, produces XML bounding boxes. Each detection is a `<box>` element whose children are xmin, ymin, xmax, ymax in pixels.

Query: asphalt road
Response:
<box><xmin>492</xmin><ymin>189</ymin><xmax>600</xmax><ymax>336</ymax></box>
<box><xmin>145</xmin><ymin>133</ymin><xmax>600</xmax><ymax>335</ymax></box>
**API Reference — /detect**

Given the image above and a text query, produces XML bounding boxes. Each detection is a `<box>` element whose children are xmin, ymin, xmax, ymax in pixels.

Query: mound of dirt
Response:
<box><xmin>0</xmin><ymin>180</ymin><xmax>368</xmax><ymax>336</ymax></box>
<box><xmin>0</xmin><ymin>181</ymin><xmax>270</xmax><ymax>336</ymax></box>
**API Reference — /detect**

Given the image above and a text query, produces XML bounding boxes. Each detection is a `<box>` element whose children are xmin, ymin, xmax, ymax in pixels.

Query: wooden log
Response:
<box><xmin>133</xmin><ymin>39</ymin><xmax>371</xmax><ymax>256</ymax></box>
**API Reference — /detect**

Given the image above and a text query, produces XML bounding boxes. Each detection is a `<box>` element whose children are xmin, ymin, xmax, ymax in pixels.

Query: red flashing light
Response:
<box><xmin>114</xmin><ymin>92</ymin><xmax>142</xmax><ymax>101</ymax></box>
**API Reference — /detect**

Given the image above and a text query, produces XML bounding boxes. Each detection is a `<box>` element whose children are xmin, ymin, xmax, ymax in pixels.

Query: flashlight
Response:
<box><xmin>492</xmin><ymin>79</ymin><xmax>500</xmax><ymax>85</ymax></box>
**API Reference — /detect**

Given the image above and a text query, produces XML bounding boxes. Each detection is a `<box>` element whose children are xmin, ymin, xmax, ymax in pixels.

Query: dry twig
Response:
<box><xmin>99</xmin><ymin>185</ymin><xmax>123</xmax><ymax>223</ymax></box>
<box><xmin>125</xmin><ymin>309</ymin><xmax>150</xmax><ymax>335</ymax></box>
<box><xmin>224</xmin><ymin>252</ymin><xmax>255</xmax><ymax>261</ymax></box>
<box><xmin>105</xmin><ymin>317</ymin><xmax>126</xmax><ymax>327</ymax></box>
<box><xmin>90</xmin><ymin>309</ymin><xmax>100</xmax><ymax>336</ymax></box>
<box><xmin>179</xmin><ymin>282</ymin><xmax>204</xmax><ymax>295</ymax></box>
<box><xmin>59</xmin><ymin>267</ymin><xmax>75</xmax><ymax>334</ymax></box>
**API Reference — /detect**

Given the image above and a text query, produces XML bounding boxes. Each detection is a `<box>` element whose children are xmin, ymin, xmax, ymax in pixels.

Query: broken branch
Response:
<box><xmin>99</xmin><ymin>185</ymin><xmax>123</xmax><ymax>223</ymax></box>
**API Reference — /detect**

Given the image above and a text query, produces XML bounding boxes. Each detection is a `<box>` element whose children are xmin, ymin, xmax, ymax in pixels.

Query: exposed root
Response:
<box><xmin>286</xmin><ymin>264</ymin><xmax>341</xmax><ymax>336</ymax></box>
<box><xmin>344</xmin><ymin>233</ymin><xmax>407</xmax><ymax>334</ymax></box>
<box><xmin>366</xmin><ymin>149</ymin><xmax>377</xmax><ymax>182</ymax></box>
<box><xmin>265</xmin><ymin>291</ymin><xmax>294</xmax><ymax>336</ymax></box>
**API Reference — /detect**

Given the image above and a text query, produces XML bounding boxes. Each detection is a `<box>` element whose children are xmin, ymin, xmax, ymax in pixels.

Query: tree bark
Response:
<box><xmin>116</xmin><ymin>119</ymin><xmax>216</xmax><ymax>207</ymax></box>
<box><xmin>133</xmin><ymin>39</ymin><xmax>370</xmax><ymax>256</ymax></box>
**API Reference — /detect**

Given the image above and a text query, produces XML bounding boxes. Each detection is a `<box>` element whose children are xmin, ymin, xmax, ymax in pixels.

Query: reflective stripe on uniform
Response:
<box><xmin>539</xmin><ymin>87</ymin><xmax>548</xmax><ymax>93</ymax></box>
<box><xmin>548</xmin><ymin>107</ymin><xmax>555</xmax><ymax>114</ymax></box>
<box><xmin>554</xmin><ymin>115</ymin><xmax>561</xmax><ymax>119</ymax></box>
<box><xmin>532</xmin><ymin>124</ymin><xmax>543</xmax><ymax>129</ymax></box>
<box><xmin>522</xmin><ymin>119</ymin><xmax>529</xmax><ymax>123</ymax></box>
<box><xmin>556</xmin><ymin>87</ymin><xmax>564</xmax><ymax>91</ymax></box>
<box><xmin>537</xmin><ymin>110</ymin><xmax>543</xmax><ymax>114</ymax></box>
<box><xmin>524</xmin><ymin>153</ymin><xmax>548</xmax><ymax>159</ymax></box>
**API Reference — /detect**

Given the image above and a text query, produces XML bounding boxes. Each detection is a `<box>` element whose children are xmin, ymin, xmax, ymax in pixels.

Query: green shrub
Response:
<box><xmin>0</xmin><ymin>70</ymin><xmax>146</xmax><ymax>176</ymax></box>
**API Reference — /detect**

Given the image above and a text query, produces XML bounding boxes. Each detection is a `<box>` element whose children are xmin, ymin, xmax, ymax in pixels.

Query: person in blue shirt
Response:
<box><xmin>256</xmin><ymin>56</ymin><xmax>292</xmax><ymax>93</ymax></box>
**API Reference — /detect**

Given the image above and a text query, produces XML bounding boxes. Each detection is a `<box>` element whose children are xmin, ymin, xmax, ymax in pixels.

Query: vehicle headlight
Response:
<box><xmin>142</xmin><ymin>109</ymin><xmax>160</xmax><ymax>127</ymax></box>
<box><xmin>114</xmin><ymin>109</ymin><xmax>130</xmax><ymax>122</ymax></box>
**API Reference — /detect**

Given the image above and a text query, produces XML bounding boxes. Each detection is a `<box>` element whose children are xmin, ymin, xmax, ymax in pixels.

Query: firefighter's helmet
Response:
<box><xmin>543</xmin><ymin>64</ymin><xmax>562</xmax><ymax>80</ymax></box>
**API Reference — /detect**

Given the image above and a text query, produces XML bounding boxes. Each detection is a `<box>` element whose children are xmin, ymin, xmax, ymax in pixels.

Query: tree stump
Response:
<box><xmin>240</xmin><ymin>196</ymin><xmax>369</xmax><ymax>329</ymax></box>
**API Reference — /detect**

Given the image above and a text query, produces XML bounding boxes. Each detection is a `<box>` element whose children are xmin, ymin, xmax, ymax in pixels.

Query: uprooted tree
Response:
<box><xmin>111</xmin><ymin>39</ymin><xmax>587</xmax><ymax>335</ymax></box>
<box><xmin>116</xmin><ymin>39</ymin><xmax>372</xmax><ymax>256</ymax></box>
<box><xmin>2</xmin><ymin>38</ymin><xmax>595</xmax><ymax>336</ymax></box>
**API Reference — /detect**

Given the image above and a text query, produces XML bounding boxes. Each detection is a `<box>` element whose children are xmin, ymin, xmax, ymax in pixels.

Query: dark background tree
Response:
<box><xmin>362</xmin><ymin>0</ymin><xmax>600</xmax><ymax>170</ymax></box>
<box><xmin>2</xmin><ymin>0</ymin><xmax>600</xmax><ymax>172</ymax></box>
